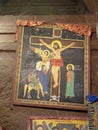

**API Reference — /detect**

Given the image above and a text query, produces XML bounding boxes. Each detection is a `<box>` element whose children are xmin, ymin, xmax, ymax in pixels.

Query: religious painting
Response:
<box><xmin>13</xmin><ymin>20</ymin><xmax>91</xmax><ymax>110</ymax></box>
<box><xmin>88</xmin><ymin>102</ymin><xmax>98</xmax><ymax>130</ymax></box>
<box><xmin>27</xmin><ymin>116</ymin><xmax>88</xmax><ymax>130</ymax></box>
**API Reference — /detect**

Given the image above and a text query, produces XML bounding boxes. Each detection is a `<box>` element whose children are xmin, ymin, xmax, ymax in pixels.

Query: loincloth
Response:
<box><xmin>50</xmin><ymin>59</ymin><xmax>64</xmax><ymax>66</ymax></box>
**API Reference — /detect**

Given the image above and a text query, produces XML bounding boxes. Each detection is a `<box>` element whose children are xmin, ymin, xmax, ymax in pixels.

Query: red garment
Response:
<box><xmin>50</xmin><ymin>59</ymin><xmax>64</xmax><ymax>66</ymax></box>
<box><xmin>67</xmin><ymin>71</ymin><xmax>72</xmax><ymax>83</ymax></box>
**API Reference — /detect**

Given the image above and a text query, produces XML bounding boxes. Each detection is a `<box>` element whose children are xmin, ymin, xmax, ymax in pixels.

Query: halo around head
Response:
<box><xmin>66</xmin><ymin>64</ymin><xmax>75</xmax><ymax>71</ymax></box>
<box><xmin>43</xmin><ymin>50</ymin><xmax>50</xmax><ymax>57</ymax></box>
<box><xmin>62</xmin><ymin>128</ymin><xmax>67</xmax><ymax>130</ymax></box>
<box><xmin>51</xmin><ymin>40</ymin><xmax>62</xmax><ymax>48</ymax></box>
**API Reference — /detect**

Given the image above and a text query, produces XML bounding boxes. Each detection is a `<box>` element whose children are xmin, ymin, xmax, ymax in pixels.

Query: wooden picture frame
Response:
<box><xmin>27</xmin><ymin>116</ymin><xmax>88</xmax><ymax>130</ymax></box>
<box><xmin>13</xmin><ymin>21</ymin><xmax>90</xmax><ymax>110</ymax></box>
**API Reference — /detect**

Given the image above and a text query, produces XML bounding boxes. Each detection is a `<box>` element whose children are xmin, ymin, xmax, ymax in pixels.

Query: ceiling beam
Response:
<box><xmin>83</xmin><ymin>0</ymin><xmax>96</xmax><ymax>13</ymax></box>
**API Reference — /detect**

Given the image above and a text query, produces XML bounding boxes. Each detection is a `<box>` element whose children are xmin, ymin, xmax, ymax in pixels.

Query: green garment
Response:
<box><xmin>65</xmin><ymin>71</ymin><xmax>75</xmax><ymax>97</ymax></box>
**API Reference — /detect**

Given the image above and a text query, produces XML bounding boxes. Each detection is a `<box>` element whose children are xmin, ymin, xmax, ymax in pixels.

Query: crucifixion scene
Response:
<box><xmin>17</xmin><ymin>26</ymin><xmax>86</xmax><ymax>106</ymax></box>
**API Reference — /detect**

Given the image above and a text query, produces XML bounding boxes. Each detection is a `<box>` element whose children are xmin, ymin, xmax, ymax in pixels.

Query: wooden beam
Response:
<box><xmin>0</xmin><ymin>0</ymin><xmax>90</xmax><ymax>15</ymax></box>
<box><xmin>83</xmin><ymin>0</ymin><xmax>96</xmax><ymax>13</ymax></box>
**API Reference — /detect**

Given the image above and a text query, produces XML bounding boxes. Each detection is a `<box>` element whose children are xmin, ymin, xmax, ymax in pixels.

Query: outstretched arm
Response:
<box><xmin>29</xmin><ymin>45</ymin><xmax>42</xmax><ymax>55</ymax></box>
<box><xmin>39</xmin><ymin>39</ymin><xmax>55</xmax><ymax>52</ymax></box>
<box><xmin>60</xmin><ymin>42</ymin><xmax>75</xmax><ymax>52</ymax></box>
<box><xmin>29</xmin><ymin>45</ymin><xmax>35</xmax><ymax>51</ymax></box>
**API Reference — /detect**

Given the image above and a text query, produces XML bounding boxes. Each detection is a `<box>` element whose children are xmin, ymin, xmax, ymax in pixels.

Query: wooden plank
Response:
<box><xmin>0</xmin><ymin>0</ymin><xmax>90</xmax><ymax>15</ymax></box>
<box><xmin>0</xmin><ymin>34</ymin><xmax>16</xmax><ymax>50</ymax></box>
<box><xmin>0</xmin><ymin>25</ymin><xmax>16</xmax><ymax>33</ymax></box>
<box><xmin>0</xmin><ymin>16</ymin><xmax>17</xmax><ymax>25</ymax></box>
<box><xmin>0</xmin><ymin>6</ymin><xmax>78</xmax><ymax>15</ymax></box>
<box><xmin>0</xmin><ymin>15</ymin><xmax>95</xmax><ymax>27</ymax></box>
<box><xmin>0</xmin><ymin>42</ymin><xmax>16</xmax><ymax>51</ymax></box>
<box><xmin>5</xmin><ymin>0</ymin><xmax>76</xmax><ymax>6</ymax></box>
<box><xmin>0</xmin><ymin>15</ymin><xmax>87</xmax><ymax>26</ymax></box>
<box><xmin>0</xmin><ymin>34</ymin><xmax>15</xmax><ymax>43</ymax></box>
<box><xmin>0</xmin><ymin>52</ymin><xmax>15</xmax><ymax>63</ymax></box>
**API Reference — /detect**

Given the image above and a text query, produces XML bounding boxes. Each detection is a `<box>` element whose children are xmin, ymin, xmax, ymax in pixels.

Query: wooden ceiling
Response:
<box><xmin>0</xmin><ymin>0</ymin><xmax>95</xmax><ymax>15</ymax></box>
